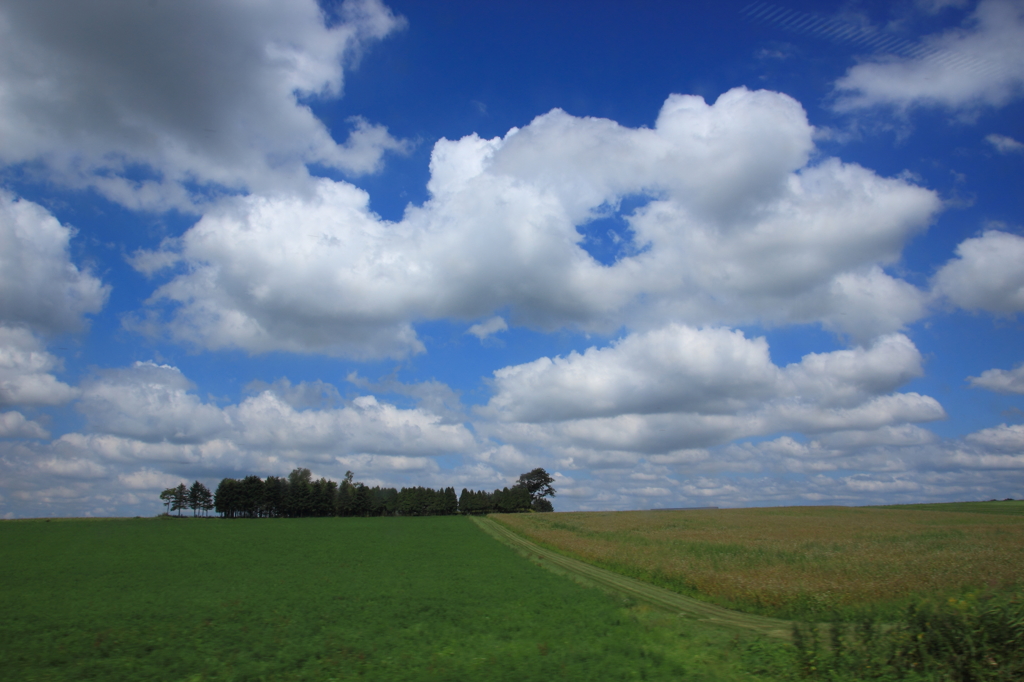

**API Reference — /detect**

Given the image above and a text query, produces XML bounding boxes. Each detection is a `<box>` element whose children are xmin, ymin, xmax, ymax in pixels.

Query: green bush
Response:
<box><xmin>781</xmin><ymin>592</ymin><xmax>1024</xmax><ymax>681</ymax></box>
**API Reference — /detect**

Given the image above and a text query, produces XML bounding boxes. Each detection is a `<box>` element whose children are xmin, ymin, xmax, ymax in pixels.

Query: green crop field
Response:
<box><xmin>5</xmin><ymin>509</ymin><xmax>1022</xmax><ymax>682</ymax></box>
<box><xmin>493</xmin><ymin>505</ymin><xmax>1024</xmax><ymax>622</ymax></box>
<box><xmin>0</xmin><ymin>515</ymin><xmax>780</xmax><ymax>682</ymax></box>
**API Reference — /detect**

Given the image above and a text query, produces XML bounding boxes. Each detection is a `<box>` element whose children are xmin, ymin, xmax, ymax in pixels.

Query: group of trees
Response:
<box><xmin>457</xmin><ymin>469</ymin><xmax>555</xmax><ymax>513</ymax></box>
<box><xmin>159</xmin><ymin>481</ymin><xmax>214</xmax><ymax>517</ymax></box>
<box><xmin>160</xmin><ymin>468</ymin><xmax>556</xmax><ymax>519</ymax></box>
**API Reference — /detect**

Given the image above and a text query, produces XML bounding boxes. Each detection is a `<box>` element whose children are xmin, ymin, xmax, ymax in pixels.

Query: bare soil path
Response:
<box><xmin>472</xmin><ymin>515</ymin><xmax>793</xmax><ymax>639</ymax></box>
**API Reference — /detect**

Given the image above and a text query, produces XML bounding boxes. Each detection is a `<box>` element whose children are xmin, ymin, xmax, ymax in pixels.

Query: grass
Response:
<box><xmin>491</xmin><ymin>506</ymin><xmax>1024</xmax><ymax>621</ymax></box>
<box><xmin>473</xmin><ymin>516</ymin><xmax>793</xmax><ymax>639</ymax></box>
<box><xmin>0</xmin><ymin>515</ymin><xmax>782</xmax><ymax>681</ymax></box>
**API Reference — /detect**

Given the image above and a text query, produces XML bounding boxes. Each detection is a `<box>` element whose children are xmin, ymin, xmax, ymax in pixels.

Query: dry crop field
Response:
<box><xmin>493</xmin><ymin>503</ymin><xmax>1024</xmax><ymax>620</ymax></box>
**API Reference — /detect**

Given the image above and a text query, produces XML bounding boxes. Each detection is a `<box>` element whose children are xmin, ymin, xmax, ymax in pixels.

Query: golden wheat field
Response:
<box><xmin>492</xmin><ymin>504</ymin><xmax>1024</xmax><ymax>619</ymax></box>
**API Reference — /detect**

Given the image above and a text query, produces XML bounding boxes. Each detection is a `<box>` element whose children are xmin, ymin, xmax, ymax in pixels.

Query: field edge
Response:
<box><xmin>473</xmin><ymin>515</ymin><xmax>793</xmax><ymax>639</ymax></box>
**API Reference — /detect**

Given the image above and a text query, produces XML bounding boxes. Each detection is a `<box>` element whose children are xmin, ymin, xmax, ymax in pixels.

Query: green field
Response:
<box><xmin>0</xmin><ymin>516</ymin><xmax>777</xmax><ymax>682</ymax></box>
<box><xmin>5</xmin><ymin>508</ymin><xmax>1021</xmax><ymax>682</ymax></box>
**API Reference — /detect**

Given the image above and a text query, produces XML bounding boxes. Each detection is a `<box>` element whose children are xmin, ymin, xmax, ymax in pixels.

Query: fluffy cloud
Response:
<box><xmin>834</xmin><ymin>0</ymin><xmax>1024</xmax><ymax>111</ymax></box>
<box><xmin>0</xmin><ymin>0</ymin><xmax>407</xmax><ymax>210</ymax></box>
<box><xmin>969</xmin><ymin>364</ymin><xmax>1024</xmax><ymax>393</ymax></box>
<box><xmin>932</xmin><ymin>230</ymin><xmax>1024</xmax><ymax>314</ymax></box>
<box><xmin>59</xmin><ymin>361</ymin><xmax>477</xmax><ymax>473</ymax></box>
<box><xmin>0</xmin><ymin>326</ymin><xmax>79</xmax><ymax>408</ymax></box>
<box><xmin>229</xmin><ymin>392</ymin><xmax>476</xmax><ymax>456</ymax></box>
<box><xmin>480</xmin><ymin>326</ymin><xmax>779</xmax><ymax>423</ymax></box>
<box><xmin>487</xmin><ymin>393</ymin><xmax>944</xmax><ymax>463</ymax></box>
<box><xmin>478</xmin><ymin>325</ymin><xmax>942</xmax><ymax>461</ymax></box>
<box><xmin>133</xmin><ymin>87</ymin><xmax>939</xmax><ymax>357</ymax></box>
<box><xmin>965</xmin><ymin>423</ymin><xmax>1024</xmax><ymax>452</ymax></box>
<box><xmin>467</xmin><ymin>316</ymin><xmax>508</xmax><ymax>340</ymax></box>
<box><xmin>0</xmin><ymin>411</ymin><xmax>49</xmax><ymax>439</ymax></box>
<box><xmin>0</xmin><ymin>191</ymin><xmax>109</xmax><ymax>333</ymax></box>
<box><xmin>70</xmin><ymin>360</ymin><xmax>477</xmax><ymax>457</ymax></box>
<box><xmin>482</xmin><ymin>326</ymin><xmax>926</xmax><ymax>423</ymax></box>
<box><xmin>78</xmin><ymin>362</ymin><xmax>231</xmax><ymax>444</ymax></box>
<box><xmin>244</xmin><ymin>377</ymin><xmax>341</xmax><ymax>409</ymax></box>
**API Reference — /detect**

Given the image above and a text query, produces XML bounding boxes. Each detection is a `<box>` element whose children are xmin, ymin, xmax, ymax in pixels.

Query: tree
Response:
<box><xmin>531</xmin><ymin>497</ymin><xmax>554</xmax><ymax>513</ymax></box>
<box><xmin>264</xmin><ymin>476</ymin><xmax>287</xmax><ymax>517</ymax></box>
<box><xmin>240</xmin><ymin>475</ymin><xmax>265</xmax><ymax>518</ymax></box>
<box><xmin>353</xmin><ymin>483</ymin><xmax>371</xmax><ymax>516</ymax></box>
<box><xmin>159</xmin><ymin>487</ymin><xmax>175</xmax><ymax>515</ymax></box>
<box><xmin>188</xmin><ymin>481</ymin><xmax>211</xmax><ymax>517</ymax></box>
<box><xmin>443</xmin><ymin>487</ymin><xmax>458</xmax><ymax>515</ymax></box>
<box><xmin>286</xmin><ymin>467</ymin><xmax>313</xmax><ymax>517</ymax></box>
<box><xmin>516</xmin><ymin>468</ymin><xmax>556</xmax><ymax>511</ymax></box>
<box><xmin>170</xmin><ymin>483</ymin><xmax>189</xmax><ymax>517</ymax></box>
<box><xmin>215</xmin><ymin>478</ymin><xmax>241</xmax><ymax>518</ymax></box>
<box><xmin>200</xmin><ymin>485</ymin><xmax>215</xmax><ymax>517</ymax></box>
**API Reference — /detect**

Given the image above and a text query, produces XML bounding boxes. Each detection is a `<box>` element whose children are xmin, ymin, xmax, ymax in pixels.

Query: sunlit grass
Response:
<box><xmin>493</xmin><ymin>505</ymin><xmax>1024</xmax><ymax>621</ymax></box>
<box><xmin>0</xmin><ymin>515</ymin><xmax>774</xmax><ymax>681</ymax></box>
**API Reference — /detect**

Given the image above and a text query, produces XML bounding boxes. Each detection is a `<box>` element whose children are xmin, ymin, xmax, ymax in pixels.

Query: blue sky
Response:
<box><xmin>1</xmin><ymin>0</ymin><xmax>1023</xmax><ymax>517</ymax></box>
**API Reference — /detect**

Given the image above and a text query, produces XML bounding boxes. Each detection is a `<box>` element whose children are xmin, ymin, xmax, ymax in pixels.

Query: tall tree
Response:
<box><xmin>214</xmin><ymin>478</ymin><xmax>240</xmax><ymax>518</ymax></box>
<box><xmin>264</xmin><ymin>476</ymin><xmax>287</xmax><ymax>518</ymax></box>
<box><xmin>187</xmin><ymin>481</ymin><xmax>211</xmax><ymax>517</ymax></box>
<box><xmin>199</xmin><ymin>483</ymin><xmax>214</xmax><ymax>517</ymax></box>
<box><xmin>443</xmin><ymin>487</ymin><xmax>458</xmax><ymax>515</ymax></box>
<box><xmin>240</xmin><ymin>475</ymin><xmax>265</xmax><ymax>518</ymax></box>
<box><xmin>286</xmin><ymin>467</ymin><xmax>313</xmax><ymax>517</ymax></box>
<box><xmin>516</xmin><ymin>468</ymin><xmax>556</xmax><ymax>512</ymax></box>
<box><xmin>170</xmin><ymin>483</ymin><xmax>189</xmax><ymax>517</ymax></box>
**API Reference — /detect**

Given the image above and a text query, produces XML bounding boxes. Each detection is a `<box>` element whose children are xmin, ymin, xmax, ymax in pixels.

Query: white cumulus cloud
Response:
<box><xmin>969</xmin><ymin>364</ymin><xmax>1024</xmax><ymax>393</ymax></box>
<box><xmin>0</xmin><ymin>326</ymin><xmax>79</xmax><ymax>408</ymax></box>
<box><xmin>482</xmin><ymin>326</ymin><xmax>926</xmax><ymax>423</ymax></box>
<box><xmin>78</xmin><ymin>362</ymin><xmax>231</xmax><ymax>444</ymax></box>
<box><xmin>0</xmin><ymin>191</ymin><xmax>109</xmax><ymax>334</ymax></box>
<box><xmin>0</xmin><ymin>0</ymin><xmax>408</xmax><ymax>210</ymax></box>
<box><xmin>56</xmin><ymin>361</ymin><xmax>478</xmax><ymax>476</ymax></box>
<box><xmin>478</xmin><ymin>325</ymin><xmax>943</xmax><ymax>460</ymax></box>
<box><xmin>966</xmin><ymin>423</ymin><xmax>1024</xmax><ymax>451</ymax></box>
<box><xmin>932</xmin><ymin>230</ymin><xmax>1024</xmax><ymax>314</ymax></box>
<box><xmin>132</xmin><ymin>87</ymin><xmax>940</xmax><ymax>358</ymax></box>
<box><xmin>0</xmin><ymin>411</ymin><xmax>49</xmax><ymax>439</ymax></box>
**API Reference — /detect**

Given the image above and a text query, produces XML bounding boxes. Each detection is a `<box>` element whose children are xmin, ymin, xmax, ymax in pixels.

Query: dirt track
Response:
<box><xmin>472</xmin><ymin>515</ymin><xmax>792</xmax><ymax>639</ymax></box>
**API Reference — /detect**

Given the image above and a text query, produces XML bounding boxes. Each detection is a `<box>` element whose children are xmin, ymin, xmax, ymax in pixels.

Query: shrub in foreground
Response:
<box><xmin>780</xmin><ymin>592</ymin><xmax>1024</xmax><ymax>681</ymax></box>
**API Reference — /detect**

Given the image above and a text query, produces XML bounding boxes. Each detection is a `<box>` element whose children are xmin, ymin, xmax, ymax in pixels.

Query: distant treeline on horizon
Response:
<box><xmin>161</xmin><ymin>467</ymin><xmax>555</xmax><ymax>518</ymax></box>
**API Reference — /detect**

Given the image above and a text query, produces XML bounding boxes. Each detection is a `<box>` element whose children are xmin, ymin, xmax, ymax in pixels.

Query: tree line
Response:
<box><xmin>160</xmin><ymin>468</ymin><xmax>555</xmax><ymax>518</ymax></box>
<box><xmin>160</xmin><ymin>480</ymin><xmax>214</xmax><ymax>517</ymax></box>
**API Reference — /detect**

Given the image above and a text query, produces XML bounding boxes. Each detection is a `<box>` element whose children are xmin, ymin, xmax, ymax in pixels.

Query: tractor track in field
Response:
<box><xmin>471</xmin><ymin>515</ymin><xmax>793</xmax><ymax>639</ymax></box>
